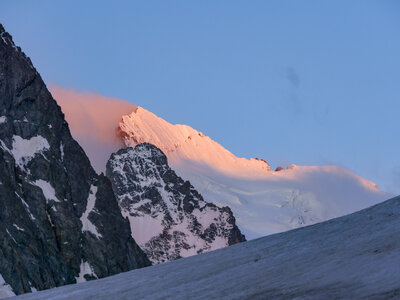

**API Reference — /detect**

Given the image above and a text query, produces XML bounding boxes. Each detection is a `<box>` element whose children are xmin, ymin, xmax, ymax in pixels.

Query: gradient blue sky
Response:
<box><xmin>1</xmin><ymin>1</ymin><xmax>399</xmax><ymax>194</ymax></box>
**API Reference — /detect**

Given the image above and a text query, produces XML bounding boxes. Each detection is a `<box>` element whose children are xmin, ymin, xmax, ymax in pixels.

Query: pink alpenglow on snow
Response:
<box><xmin>119</xmin><ymin>107</ymin><xmax>272</xmax><ymax>178</ymax></box>
<box><xmin>53</xmin><ymin>87</ymin><xmax>389</xmax><ymax>239</ymax></box>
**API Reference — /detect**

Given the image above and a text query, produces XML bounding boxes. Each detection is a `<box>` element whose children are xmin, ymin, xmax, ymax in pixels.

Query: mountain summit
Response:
<box><xmin>118</xmin><ymin>107</ymin><xmax>272</xmax><ymax>177</ymax></box>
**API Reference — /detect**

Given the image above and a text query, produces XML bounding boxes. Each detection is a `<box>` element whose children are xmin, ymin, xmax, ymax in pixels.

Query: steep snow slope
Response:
<box><xmin>119</xmin><ymin>107</ymin><xmax>388</xmax><ymax>239</ymax></box>
<box><xmin>106</xmin><ymin>143</ymin><xmax>245</xmax><ymax>264</ymax></box>
<box><xmin>15</xmin><ymin>195</ymin><xmax>400</xmax><ymax>299</ymax></box>
<box><xmin>119</xmin><ymin>107</ymin><xmax>272</xmax><ymax>177</ymax></box>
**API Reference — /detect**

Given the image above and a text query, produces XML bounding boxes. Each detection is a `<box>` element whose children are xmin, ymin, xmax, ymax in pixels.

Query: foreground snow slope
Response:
<box><xmin>15</xmin><ymin>195</ymin><xmax>400</xmax><ymax>299</ymax></box>
<box><xmin>119</xmin><ymin>107</ymin><xmax>388</xmax><ymax>239</ymax></box>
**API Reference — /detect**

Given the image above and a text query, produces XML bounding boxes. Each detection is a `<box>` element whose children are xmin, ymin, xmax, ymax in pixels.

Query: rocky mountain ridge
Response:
<box><xmin>106</xmin><ymin>143</ymin><xmax>245</xmax><ymax>264</ymax></box>
<box><xmin>0</xmin><ymin>24</ymin><xmax>150</xmax><ymax>297</ymax></box>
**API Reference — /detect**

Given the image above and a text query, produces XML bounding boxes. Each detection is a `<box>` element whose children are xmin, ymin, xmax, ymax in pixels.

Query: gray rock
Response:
<box><xmin>106</xmin><ymin>143</ymin><xmax>245</xmax><ymax>264</ymax></box>
<box><xmin>0</xmin><ymin>24</ymin><xmax>150</xmax><ymax>296</ymax></box>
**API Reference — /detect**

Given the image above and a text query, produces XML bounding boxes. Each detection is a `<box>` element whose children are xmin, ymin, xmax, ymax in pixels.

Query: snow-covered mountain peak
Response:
<box><xmin>119</xmin><ymin>106</ymin><xmax>271</xmax><ymax>178</ymax></box>
<box><xmin>117</xmin><ymin>106</ymin><xmax>387</xmax><ymax>240</ymax></box>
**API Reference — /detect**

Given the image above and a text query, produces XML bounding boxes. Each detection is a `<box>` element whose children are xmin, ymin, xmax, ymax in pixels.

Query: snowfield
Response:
<box><xmin>13</xmin><ymin>195</ymin><xmax>400</xmax><ymax>299</ymax></box>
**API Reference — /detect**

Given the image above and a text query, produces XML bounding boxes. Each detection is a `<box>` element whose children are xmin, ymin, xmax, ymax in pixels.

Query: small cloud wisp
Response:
<box><xmin>50</xmin><ymin>85</ymin><xmax>137</xmax><ymax>173</ymax></box>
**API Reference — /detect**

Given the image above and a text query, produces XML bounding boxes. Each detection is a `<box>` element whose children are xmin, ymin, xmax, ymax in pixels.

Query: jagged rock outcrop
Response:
<box><xmin>0</xmin><ymin>24</ymin><xmax>150</xmax><ymax>296</ymax></box>
<box><xmin>106</xmin><ymin>143</ymin><xmax>245</xmax><ymax>264</ymax></box>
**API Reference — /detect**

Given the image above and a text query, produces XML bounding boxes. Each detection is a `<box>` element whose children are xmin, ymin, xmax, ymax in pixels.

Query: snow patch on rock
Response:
<box><xmin>13</xmin><ymin>224</ymin><xmax>24</xmax><ymax>232</ymax></box>
<box><xmin>59</xmin><ymin>142</ymin><xmax>64</xmax><ymax>161</ymax></box>
<box><xmin>33</xmin><ymin>180</ymin><xmax>60</xmax><ymax>203</ymax></box>
<box><xmin>80</xmin><ymin>185</ymin><xmax>102</xmax><ymax>239</ymax></box>
<box><xmin>11</xmin><ymin>135</ymin><xmax>50</xmax><ymax>170</ymax></box>
<box><xmin>15</xmin><ymin>192</ymin><xmax>36</xmax><ymax>220</ymax></box>
<box><xmin>76</xmin><ymin>261</ymin><xmax>97</xmax><ymax>283</ymax></box>
<box><xmin>5</xmin><ymin>229</ymin><xmax>16</xmax><ymax>244</ymax></box>
<box><xmin>0</xmin><ymin>274</ymin><xmax>15</xmax><ymax>299</ymax></box>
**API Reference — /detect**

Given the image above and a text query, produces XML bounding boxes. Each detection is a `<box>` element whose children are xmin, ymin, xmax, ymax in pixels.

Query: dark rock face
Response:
<box><xmin>0</xmin><ymin>24</ymin><xmax>150</xmax><ymax>296</ymax></box>
<box><xmin>106</xmin><ymin>143</ymin><xmax>245</xmax><ymax>264</ymax></box>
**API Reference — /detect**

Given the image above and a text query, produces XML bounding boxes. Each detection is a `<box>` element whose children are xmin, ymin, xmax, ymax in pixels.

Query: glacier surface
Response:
<box><xmin>14</xmin><ymin>195</ymin><xmax>400</xmax><ymax>299</ymax></box>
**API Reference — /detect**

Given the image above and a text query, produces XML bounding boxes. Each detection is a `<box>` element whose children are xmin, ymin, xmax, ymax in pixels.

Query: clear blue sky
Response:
<box><xmin>1</xmin><ymin>1</ymin><xmax>399</xmax><ymax>194</ymax></box>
